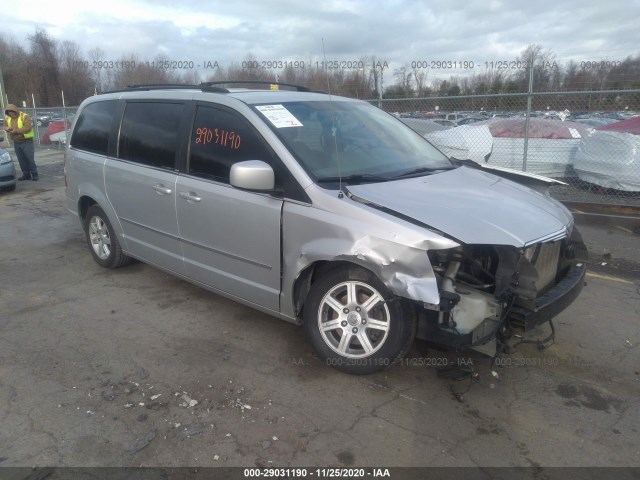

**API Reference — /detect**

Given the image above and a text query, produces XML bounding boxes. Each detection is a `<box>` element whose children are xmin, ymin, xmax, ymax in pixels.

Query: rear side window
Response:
<box><xmin>189</xmin><ymin>106</ymin><xmax>274</xmax><ymax>183</ymax></box>
<box><xmin>119</xmin><ymin>102</ymin><xmax>183</xmax><ymax>169</ymax></box>
<box><xmin>70</xmin><ymin>100</ymin><xmax>117</xmax><ymax>155</ymax></box>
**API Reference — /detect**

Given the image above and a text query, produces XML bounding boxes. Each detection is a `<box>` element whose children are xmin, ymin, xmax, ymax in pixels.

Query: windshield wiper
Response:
<box><xmin>391</xmin><ymin>166</ymin><xmax>455</xmax><ymax>179</ymax></box>
<box><xmin>316</xmin><ymin>173</ymin><xmax>391</xmax><ymax>184</ymax></box>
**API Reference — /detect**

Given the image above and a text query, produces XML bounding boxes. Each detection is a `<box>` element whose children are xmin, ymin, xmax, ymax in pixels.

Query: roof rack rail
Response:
<box><xmin>107</xmin><ymin>81</ymin><xmax>316</xmax><ymax>95</ymax></box>
<box><xmin>199</xmin><ymin>81</ymin><xmax>312</xmax><ymax>92</ymax></box>
<box><xmin>126</xmin><ymin>84</ymin><xmax>201</xmax><ymax>90</ymax></box>
<box><xmin>104</xmin><ymin>85</ymin><xmax>189</xmax><ymax>94</ymax></box>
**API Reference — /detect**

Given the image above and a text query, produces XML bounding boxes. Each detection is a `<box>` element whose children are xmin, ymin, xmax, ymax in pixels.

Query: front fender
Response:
<box><xmin>281</xmin><ymin>201</ymin><xmax>459</xmax><ymax>319</ymax></box>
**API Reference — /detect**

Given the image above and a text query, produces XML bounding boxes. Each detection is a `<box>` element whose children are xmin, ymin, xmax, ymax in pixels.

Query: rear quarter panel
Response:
<box><xmin>65</xmin><ymin>148</ymin><xmax>126</xmax><ymax>247</ymax></box>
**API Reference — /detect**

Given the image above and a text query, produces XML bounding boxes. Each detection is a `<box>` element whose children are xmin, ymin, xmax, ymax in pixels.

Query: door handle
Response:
<box><xmin>153</xmin><ymin>184</ymin><xmax>173</xmax><ymax>195</ymax></box>
<box><xmin>179</xmin><ymin>191</ymin><xmax>202</xmax><ymax>202</ymax></box>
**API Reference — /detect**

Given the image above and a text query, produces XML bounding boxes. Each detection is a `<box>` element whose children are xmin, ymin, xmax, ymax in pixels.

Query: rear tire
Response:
<box><xmin>303</xmin><ymin>265</ymin><xmax>416</xmax><ymax>375</ymax></box>
<box><xmin>83</xmin><ymin>205</ymin><xmax>132</xmax><ymax>268</ymax></box>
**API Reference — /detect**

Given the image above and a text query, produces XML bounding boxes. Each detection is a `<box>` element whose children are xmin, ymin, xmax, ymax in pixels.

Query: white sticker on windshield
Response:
<box><xmin>255</xmin><ymin>104</ymin><xmax>303</xmax><ymax>128</ymax></box>
<box><xmin>568</xmin><ymin>128</ymin><xmax>581</xmax><ymax>139</ymax></box>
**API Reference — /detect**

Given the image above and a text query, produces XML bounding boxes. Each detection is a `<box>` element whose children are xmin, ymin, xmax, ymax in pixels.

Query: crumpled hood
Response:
<box><xmin>346</xmin><ymin>166</ymin><xmax>573</xmax><ymax>247</ymax></box>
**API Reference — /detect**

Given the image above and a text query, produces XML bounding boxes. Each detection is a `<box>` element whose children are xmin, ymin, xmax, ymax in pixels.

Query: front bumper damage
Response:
<box><xmin>417</xmin><ymin>228</ymin><xmax>588</xmax><ymax>352</ymax></box>
<box><xmin>510</xmin><ymin>260</ymin><xmax>586</xmax><ymax>331</ymax></box>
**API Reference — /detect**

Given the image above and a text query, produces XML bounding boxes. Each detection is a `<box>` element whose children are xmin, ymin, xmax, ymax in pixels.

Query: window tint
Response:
<box><xmin>189</xmin><ymin>106</ymin><xmax>273</xmax><ymax>183</ymax></box>
<box><xmin>119</xmin><ymin>102</ymin><xmax>183</xmax><ymax>169</ymax></box>
<box><xmin>70</xmin><ymin>100</ymin><xmax>117</xmax><ymax>155</ymax></box>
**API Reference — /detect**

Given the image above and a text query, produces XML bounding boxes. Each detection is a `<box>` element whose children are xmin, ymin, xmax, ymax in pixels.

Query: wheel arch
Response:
<box><xmin>78</xmin><ymin>194</ymin><xmax>98</xmax><ymax>219</ymax></box>
<box><xmin>293</xmin><ymin>259</ymin><xmax>409</xmax><ymax>319</ymax></box>
<box><xmin>293</xmin><ymin>260</ymin><xmax>347</xmax><ymax>318</ymax></box>
<box><xmin>76</xmin><ymin>187</ymin><xmax>128</xmax><ymax>251</ymax></box>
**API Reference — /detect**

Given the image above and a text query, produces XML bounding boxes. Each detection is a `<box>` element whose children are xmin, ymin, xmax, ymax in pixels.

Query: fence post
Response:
<box><xmin>0</xmin><ymin>65</ymin><xmax>9</xmax><ymax>148</ymax></box>
<box><xmin>62</xmin><ymin>90</ymin><xmax>69</xmax><ymax>145</ymax></box>
<box><xmin>522</xmin><ymin>53</ymin><xmax>535</xmax><ymax>172</ymax></box>
<box><xmin>31</xmin><ymin>93</ymin><xmax>41</xmax><ymax>146</ymax></box>
<box><xmin>378</xmin><ymin>68</ymin><xmax>383</xmax><ymax>108</ymax></box>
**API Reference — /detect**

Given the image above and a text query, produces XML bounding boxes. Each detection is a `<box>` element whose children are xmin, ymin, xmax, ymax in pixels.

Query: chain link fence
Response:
<box><xmin>22</xmin><ymin>106</ymin><xmax>78</xmax><ymax>150</ymax></box>
<box><xmin>376</xmin><ymin>89</ymin><xmax>640</xmax><ymax>206</ymax></box>
<box><xmin>1</xmin><ymin>106</ymin><xmax>78</xmax><ymax>151</ymax></box>
<box><xmin>6</xmin><ymin>89</ymin><xmax>640</xmax><ymax>207</ymax></box>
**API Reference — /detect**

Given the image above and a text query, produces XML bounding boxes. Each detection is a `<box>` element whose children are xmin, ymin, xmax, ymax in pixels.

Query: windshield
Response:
<box><xmin>253</xmin><ymin>100</ymin><xmax>452</xmax><ymax>184</ymax></box>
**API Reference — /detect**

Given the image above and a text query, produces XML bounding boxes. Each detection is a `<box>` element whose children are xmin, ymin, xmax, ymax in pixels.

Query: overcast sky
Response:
<box><xmin>2</xmin><ymin>0</ymin><xmax>639</xmax><ymax>80</ymax></box>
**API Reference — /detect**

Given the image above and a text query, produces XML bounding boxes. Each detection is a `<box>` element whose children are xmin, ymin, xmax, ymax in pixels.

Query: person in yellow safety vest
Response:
<box><xmin>3</xmin><ymin>104</ymin><xmax>38</xmax><ymax>181</ymax></box>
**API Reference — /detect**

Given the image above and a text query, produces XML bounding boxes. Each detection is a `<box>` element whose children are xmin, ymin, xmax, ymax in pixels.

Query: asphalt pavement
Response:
<box><xmin>0</xmin><ymin>149</ymin><xmax>638</xmax><ymax>473</ymax></box>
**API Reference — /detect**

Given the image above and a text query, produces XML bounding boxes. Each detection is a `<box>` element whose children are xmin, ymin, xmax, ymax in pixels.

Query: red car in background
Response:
<box><xmin>40</xmin><ymin>119</ymin><xmax>72</xmax><ymax>145</ymax></box>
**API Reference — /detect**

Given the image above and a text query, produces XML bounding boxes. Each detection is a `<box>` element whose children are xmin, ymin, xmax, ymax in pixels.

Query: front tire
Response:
<box><xmin>303</xmin><ymin>266</ymin><xmax>416</xmax><ymax>374</ymax></box>
<box><xmin>83</xmin><ymin>205</ymin><xmax>131</xmax><ymax>268</ymax></box>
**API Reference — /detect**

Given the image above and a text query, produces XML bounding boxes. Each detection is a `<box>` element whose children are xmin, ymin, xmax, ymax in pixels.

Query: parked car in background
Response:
<box><xmin>425</xmin><ymin>117</ymin><xmax>590</xmax><ymax>177</ymax></box>
<box><xmin>543</xmin><ymin>113</ymin><xmax>563</xmax><ymax>121</ymax></box>
<box><xmin>413</xmin><ymin>112</ymin><xmax>445</xmax><ymax>120</ymax></box>
<box><xmin>399</xmin><ymin>117</ymin><xmax>449</xmax><ymax>135</ymax></box>
<box><xmin>49</xmin><ymin>129</ymin><xmax>71</xmax><ymax>144</ymax></box>
<box><xmin>445</xmin><ymin>112</ymin><xmax>466</xmax><ymax>122</ymax></box>
<box><xmin>455</xmin><ymin>116</ymin><xmax>486</xmax><ymax>126</ymax></box>
<box><xmin>36</xmin><ymin>115</ymin><xmax>51</xmax><ymax>127</ymax></box>
<box><xmin>572</xmin><ymin>117</ymin><xmax>618</xmax><ymax>128</ymax></box>
<box><xmin>573</xmin><ymin>116</ymin><xmax>640</xmax><ymax>192</ymax></box>
<box><xmin>41</xmin><ymin>119</ymin><xmax>72</xmax><ymax>145</ymax></box>
<box><xmin>431</xmin><ymin>118</ymin><xmax>458</xmax><ymax>128</ymax></box>
<box><xmin>0</xmin><ymin>147</ymin><xmax>17</xmax><ymax>192</ymax></box>
<box><xmin>50</xmin><ymin>112</ymin><xmax>75</xmax><ymax>122</ymax></box>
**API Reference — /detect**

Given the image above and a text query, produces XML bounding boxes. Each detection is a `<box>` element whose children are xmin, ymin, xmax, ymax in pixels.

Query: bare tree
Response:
<box><xmin>29</xmin><ymin>28</ymin><xmax>61</xmax><ymax>106</ymax></box>
<box><xmin>112</xmin><ymin>53</ymin><xmax>182</xmax><ymax>89</ymax></box>
<box><xmin>367</xmin><ymin>55</ymin><xmax>381</xmax><ymax>96</ymax></box>
<box><xmin>89</xmin><ymin>47</ymin><xmax>109</xmax><ymax>92</ymax></box>
<box><xmin>0</xmin><ymin>34</ymin><xmax>30</xmax><ymax>105</ymax></box>
<box><xmin>58</xmin><ymin>40</ymin><xmax>93</xmax><ymax>104</ymax></box>
<box><xmin>412</xmin><ymin>66</ymin><xmax>428</xmax><ymax>97</ymax></box>
<box><xmin>515</xmin><ymin>44</ymin><xmax>558</xmax><ymax>93</ymax></box>
<box><xmin>393</xmin><ymin>65</ymin><xmax>414</xmax><ymax>96</ymax></box>
<box><xmin>181</xmin><ymin>69</ymin><xmax>201</xmax><ymax>85</ymax></box>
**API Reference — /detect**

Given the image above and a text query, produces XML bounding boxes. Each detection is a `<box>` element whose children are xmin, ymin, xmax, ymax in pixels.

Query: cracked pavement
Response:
<box><xmin>0</xmin><ymin>150</ymin><xmax>639</xmax><ymax>468</ymax></box>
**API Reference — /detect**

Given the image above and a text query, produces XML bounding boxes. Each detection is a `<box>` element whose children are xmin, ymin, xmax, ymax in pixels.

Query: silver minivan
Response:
<box><xmin>65</xmin><ymin>83</ymin><xmax>586</xmax><ymax>374</ymax></box>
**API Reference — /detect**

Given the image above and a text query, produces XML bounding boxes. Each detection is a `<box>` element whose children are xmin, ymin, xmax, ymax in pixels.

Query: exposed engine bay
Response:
<box><xmin>417</xmin><ymin>227</ymin><xmax>587</xmax><ymax>356</ymax></box>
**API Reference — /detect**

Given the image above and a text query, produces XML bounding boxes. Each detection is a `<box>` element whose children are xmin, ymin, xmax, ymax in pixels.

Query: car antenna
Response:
<box><xmin>322</xmin><ymin>37</ymin><xmax>343</xmax><ymax>199</ymax></box>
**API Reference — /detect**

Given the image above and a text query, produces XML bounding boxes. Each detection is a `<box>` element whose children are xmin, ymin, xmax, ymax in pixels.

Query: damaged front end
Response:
<box><xmin>418</xmin><ymin>227</ymin><xmax>587</xmax><ymax>355</ymax></box>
